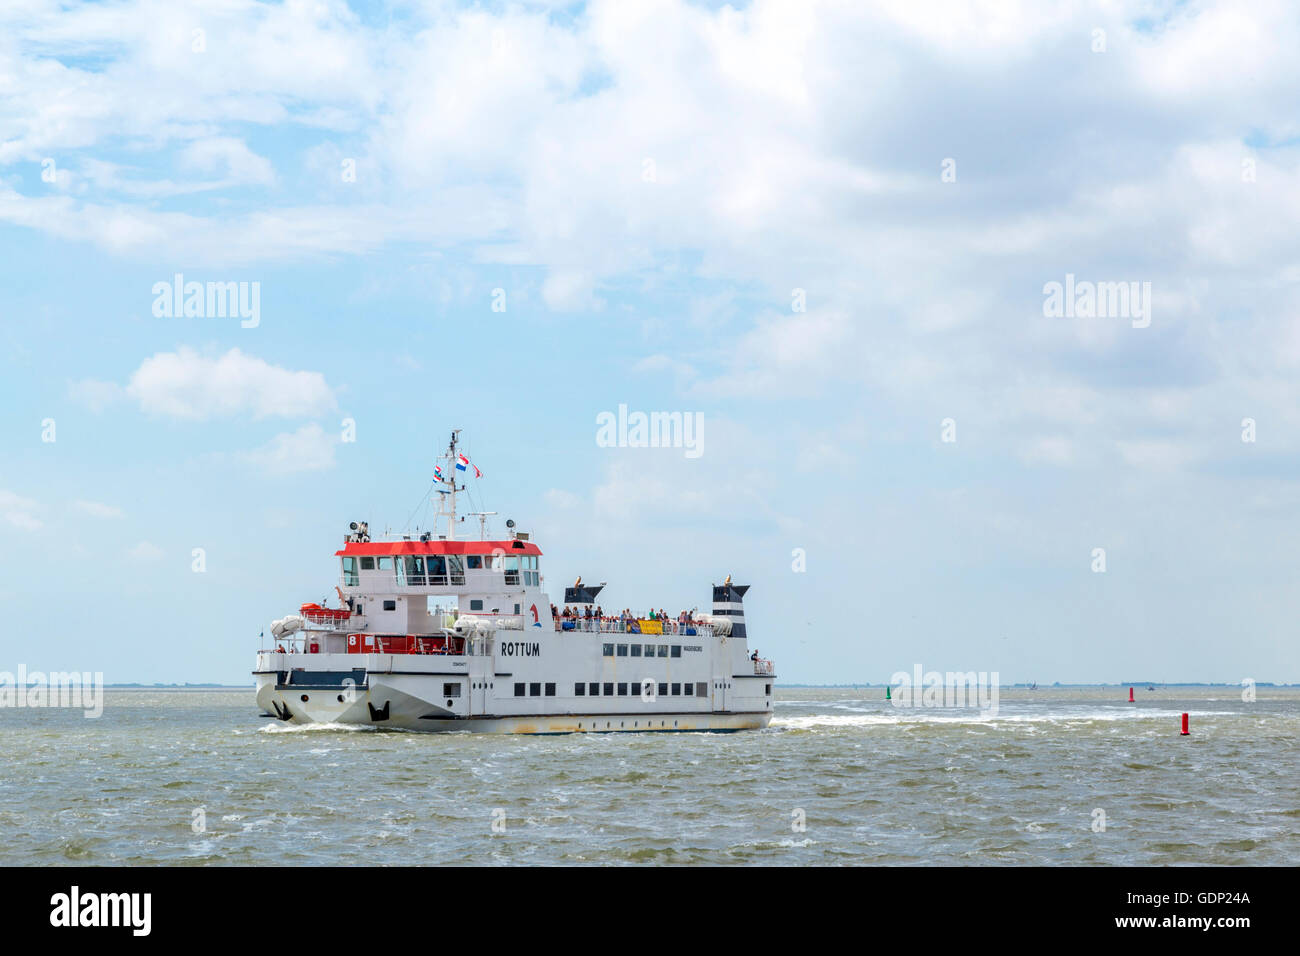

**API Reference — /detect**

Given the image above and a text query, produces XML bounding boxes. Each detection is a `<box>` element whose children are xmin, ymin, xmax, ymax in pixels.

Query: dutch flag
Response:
<box><xmin>456</xmin><ymin>454</ymin><xmax>469</xmax><ymax>471</ymax></box>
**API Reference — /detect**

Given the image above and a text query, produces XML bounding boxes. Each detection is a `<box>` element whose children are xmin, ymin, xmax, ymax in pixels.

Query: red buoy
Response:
<box><xmin>1129</xmin><ymin>687</ymin><xmax>1135</xmax><ymax>702</ymax></box>
<box><xmin>1180</xmin><ymin>713</ymin><xmax>1189</xmax><ymax>735</ymax></box>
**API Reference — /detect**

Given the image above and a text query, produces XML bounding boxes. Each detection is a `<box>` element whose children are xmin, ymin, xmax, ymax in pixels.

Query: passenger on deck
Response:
<box><xmin>751</xmin><ymin>649</ymin><xmax>759</xmax><ymax>662</ymax></box>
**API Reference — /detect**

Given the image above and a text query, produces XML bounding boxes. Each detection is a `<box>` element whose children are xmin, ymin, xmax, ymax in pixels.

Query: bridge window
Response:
<box><xmin>504</xmin><ymin>556</ymin><xmax>520</xmax><ymax>586</ymax></box>
<box><xmin>341</xmin><ymin>557</ymin><xmax>358</xmax><ymax>586</ymax></box>
<box><xmin>466</xmin><ymin>555</ymin><xmax>483</xmax><ymax>570</ymax></box>
<box><xmin>447</xmin><ymin>555</ymin><xmax>465</xmax><ymax>585</ymax></box>
<box><xmin>360</xmin><ymin>557</ymin><xmax>375</xmax><ymax>570</ymax></box>
<box><xmin>400</xmin><ymin>556</ymin><xmax>426</xmax><ymax>586</ymax></box>
<box><xmin>377</xmin><ymin>557</ymin><xmax>392</xmax><ymax>570</ymax></box>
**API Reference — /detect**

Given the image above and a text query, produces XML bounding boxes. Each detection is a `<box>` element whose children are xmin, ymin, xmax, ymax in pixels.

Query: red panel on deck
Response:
<box><xmin>335</xmin><ymin>539</ymin><xmax>542</xmax><ymax>557</ymax></box>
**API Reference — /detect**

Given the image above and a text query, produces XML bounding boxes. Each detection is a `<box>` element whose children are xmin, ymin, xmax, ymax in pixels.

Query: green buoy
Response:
<box><xmin>885</xmin><ymin>685</ymin><xmax>891</xmax><ymax>701</ymax></box>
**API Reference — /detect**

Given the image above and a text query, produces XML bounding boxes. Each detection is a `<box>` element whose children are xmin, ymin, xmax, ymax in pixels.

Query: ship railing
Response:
<box><xmin>394</xmin><ymin>573</ymin><xmax>467</xmax><ymax>588</ymax></box>
<box><xmin>299</xmin><ymin>612</ymin><xmax>354</xmax><ymax>631</ymax></box>
<box><xmin>261</xmin><ymin>635</ymin><xmax>309</xmax><ymax>653</ymax></box>
<box><xmin>259</xmin><ymin>634</ymin><xmax>478</xmax><ymax>656</ymax></box>
<box><xmin>752</xmin><ymin>659</ymin><xmax>775</xmax><ymax>676</ymax></box>
<box><xmin>554</xmin><ymin>619</ymin><xmax>714</xmax><ymax>638</ymax></box>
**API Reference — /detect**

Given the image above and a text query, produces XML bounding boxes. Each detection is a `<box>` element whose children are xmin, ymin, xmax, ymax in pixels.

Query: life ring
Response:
<box><xmin>309</xmin><ymin>641</ymin><xmax>320</xmax><ymax>654</ymax></box>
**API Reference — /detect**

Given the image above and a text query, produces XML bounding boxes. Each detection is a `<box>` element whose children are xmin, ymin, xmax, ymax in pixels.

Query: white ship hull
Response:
<box><xmin>254</xmin><ymin>651</ymin><xmax>772</xmax><ymax>734</ymax></box>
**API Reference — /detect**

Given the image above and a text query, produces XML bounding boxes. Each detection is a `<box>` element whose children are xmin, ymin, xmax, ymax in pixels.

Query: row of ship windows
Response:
<box><xmin>604</xmin><ymin>644</ymin><xmax>681</xmax><ymax>658</ymax></box>
<box><xmin>345</xmin><ymin>555</ymin><xmax>540</xmax><ymax>588</ymax></box>
<box><xmin>515</xmin><ymin>682</ymin><xmax>709</xmax><ymax>698</ymax></box>
<box><xmin>446</xmin><ymin>681</ymin><xmax>774</xmax><ymax>699</ymax></box>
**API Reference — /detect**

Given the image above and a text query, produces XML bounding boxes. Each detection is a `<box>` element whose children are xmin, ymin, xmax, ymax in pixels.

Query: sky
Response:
<box><xmin>2</xmin><ymin>0</ymin><xmax>1299</xmax><ymax>685</ymax></box>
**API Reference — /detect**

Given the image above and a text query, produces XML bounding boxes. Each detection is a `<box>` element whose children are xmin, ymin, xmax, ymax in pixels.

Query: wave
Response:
<box><xmin>255</xmin><ymin>721</ymin><xmax>379</xmax><ymax>734</ymax></box>
<box><xmin>772</xmin><ymin>708</ymin><xmax>1238</xmax><ymax>730</ymax></box>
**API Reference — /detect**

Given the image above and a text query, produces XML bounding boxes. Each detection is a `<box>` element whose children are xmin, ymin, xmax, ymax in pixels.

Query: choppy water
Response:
<box><xmin>2</xmin><ymin>686</ymin><xmax>1296</xmax><ymax>865</ymax></box>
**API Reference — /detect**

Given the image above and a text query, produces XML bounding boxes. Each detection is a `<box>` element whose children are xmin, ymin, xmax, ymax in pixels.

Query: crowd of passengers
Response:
<box><xmin>550</xmin><ymin>605</ymin><xmax>704</xmax><ymax>629</ymax></box>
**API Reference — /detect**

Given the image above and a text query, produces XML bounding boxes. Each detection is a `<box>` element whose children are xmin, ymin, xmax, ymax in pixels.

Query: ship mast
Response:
<box><xmin>434</xmin><ymin>429</ymin><xmax>463</xmax><ymax>540</ymax></box>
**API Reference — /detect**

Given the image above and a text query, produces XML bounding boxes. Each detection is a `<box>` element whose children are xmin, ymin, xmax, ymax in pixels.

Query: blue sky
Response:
<box><xmin>2</xmin><ymin>0</ymin><xmax>1299</xmax><ymax>685</ymax></box>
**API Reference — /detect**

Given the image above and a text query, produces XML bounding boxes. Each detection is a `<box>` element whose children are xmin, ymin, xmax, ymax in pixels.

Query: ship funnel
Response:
<box><xmin>711</xmin><ymin>580</ymin><xmax>749</xmax><ymax>639</ymax></box>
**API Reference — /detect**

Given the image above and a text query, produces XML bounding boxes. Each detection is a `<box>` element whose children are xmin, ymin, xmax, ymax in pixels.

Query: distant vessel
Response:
<box><xmin>252</xmin><ymin>432</ymin><xmax>775</xmax><ymax>733</ymax></box>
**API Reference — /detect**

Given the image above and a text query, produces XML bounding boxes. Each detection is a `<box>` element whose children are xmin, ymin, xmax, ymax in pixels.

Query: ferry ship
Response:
<box><xmin>252</xmin><ymin>432</ymin><xmax>775</xmax><ymax>733</ymax></box>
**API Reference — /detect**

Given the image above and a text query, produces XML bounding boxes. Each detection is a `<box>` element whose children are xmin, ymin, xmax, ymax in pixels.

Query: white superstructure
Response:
<box><xmin>252</xmin><ymin>432</ymin><xmax>775</xmax><ymax>733</ymax></box>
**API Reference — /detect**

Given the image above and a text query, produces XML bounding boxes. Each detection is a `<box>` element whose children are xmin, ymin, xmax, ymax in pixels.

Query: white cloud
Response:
<box><xmin>541</xmin><ymin>270</ymin><xmax>600</xmax><ymax>312</ymax></box>
<box><xmin>72</xmin><ymin>499</ymin><xmax>125</xmax><ymax>518</ymax></box>
<box><xmin>0</xmin><ymin>490</ymin><xmax>41</xmax><ymax>531</ymax></box>
<box><xmin>177</xmin><ymin>136</ymin><xmax>276</xmax><ymax>187</ymax></box>
<box><xmin>127</xmin><ymin>541</ymin><xmax>164</xmax><ymax>560</ymax></box>
<box><xmin>240</xmin><ymin>424</ymin><xmax>337</xmax><ymax>475</ymax></box>
<box><xmin>124</xmin><ymin>348</ymin><xmax>335</xmax><ymax>421</ymax></box>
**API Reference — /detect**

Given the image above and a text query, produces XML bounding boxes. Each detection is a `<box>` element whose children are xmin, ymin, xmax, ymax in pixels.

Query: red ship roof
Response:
<box><xmin>335</xmin><ymin>539</ymin><xmax>542</xmax><ymax>557</ymax></box>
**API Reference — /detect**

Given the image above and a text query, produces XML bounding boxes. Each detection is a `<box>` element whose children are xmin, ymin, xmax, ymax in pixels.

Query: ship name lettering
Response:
<box><xmin>500</xmin><ymin>641</ymin><xmax>541</xmax><ymax>657</ymax></box>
